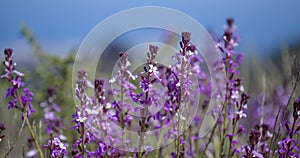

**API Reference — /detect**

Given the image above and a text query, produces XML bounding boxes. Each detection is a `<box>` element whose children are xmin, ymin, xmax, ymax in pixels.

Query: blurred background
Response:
<box><xmin>1</xmin><ymin>1</ymin><xmax>300</xmax><ymax>58</ymax></box>
<box><xmin>1</xmin><ymin>0</ymin><xmax>300</xmax><ymax>156</ymax></box>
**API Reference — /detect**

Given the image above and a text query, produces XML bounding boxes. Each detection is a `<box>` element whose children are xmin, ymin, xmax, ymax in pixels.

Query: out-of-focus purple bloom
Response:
<box><xmin>147</xmin><ymin>45</ymin><xmax>159</xmax><ymax>64</ymax></box>
<box><xmin>242</xmin><ymin>124</ymin><xmax>272</xmax><ymax>157</ymax></box>
<box><xmin>273</xmin><ymin>97</ymin><xmax>300</xmax><ymax>157</ymax></box>
<box><xmin>40</xmin><ymin>87</ymin><xmax>63</xmax><ymax>135</ymax></box>
<box><xmin>43</xmin><ymin>137</ymin><xmax>67</xmax><ymax>157</ymax></box>
<box><xmin>276</xmin><ymin>138</ymin><xmax>298</xmax><ymax>157</ymax></box>
<box><xmin>170</xmin><ymin>152</ymin><xmax>176</xmax><ymax>158</ymax></box>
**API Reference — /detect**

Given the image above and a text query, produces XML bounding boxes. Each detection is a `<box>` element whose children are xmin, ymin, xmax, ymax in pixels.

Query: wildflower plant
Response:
<box><xmin>1</xmin><ymin>49</ymin><xmax>44</xmax><ymax>158</ymax></box>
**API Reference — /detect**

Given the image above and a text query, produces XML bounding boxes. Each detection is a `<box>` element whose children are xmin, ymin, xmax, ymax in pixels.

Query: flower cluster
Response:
<box><xmin>241</xmin><ymin>124</ymin><xmax>272</xmax><ymax>157</ymax></box>
<box><xmin>1</xmin><ymin>48</ymin><xmax>35</xmax><ymax>119</ymax></box>
<box><xmin>275</xmin><ymin>98</ymin><xmax>300</xmax><ymax>157</ymax></box>
<box><xmin>39</xmin><ymin>87</ymin><xmax>68</xmax><ymax>157</ymax></box>
<box><xmin>207</xmin><ymin>18</ymin><xmax>250</xmax><ymax>157</ymax></box>
<box><xmin>71</xmin><ymin>69</ymin><xmax>126</xmax><ymax>157</ymax></box>
<box><xmin>40</xmin><ymin>87</ymin><xmax>64</xmax><ymax>135</ymax></box>
<box><xmin>43</xmin><ymin>137</ymin><xmax>67</xmax><ymax>157</ymax></box>
<box><xmin>109</xmin><ymin>52</ymin><xmax>135</xmax><ymax>129</ymax></box>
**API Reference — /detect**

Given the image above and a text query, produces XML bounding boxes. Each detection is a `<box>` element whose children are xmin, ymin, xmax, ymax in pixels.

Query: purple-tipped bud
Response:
<box><xmin>94</xmin><ymin>78</ymin><xmax>105</xmax><ymax>105</ymax></box>
<box><xmin>77</xmin><ymin>69</ymin><xmax>88</xmax><ymax>80</ymax></box>
<box><xmin>227</xmin><ymin>18</ymin><xmax>234</xmax><ymax>27</ymax></box>
<box><xmin>47</xmin><ymin>87</ymin><xmax>56</xmax><ymax>97</ymax></box>
<box><xmin>182</xmin><ymin>32</ymin><xmax>191</xmax><ymax>45</ymax></box>
<box><xmin>4</xmin><ymin>48</ymin><xmax>13</xmax><ymax>58</ymax></box>
<box><xmin>149</xmin><ymin>45</ymin><xmax>159</xmax><ymax>56</ymax></box>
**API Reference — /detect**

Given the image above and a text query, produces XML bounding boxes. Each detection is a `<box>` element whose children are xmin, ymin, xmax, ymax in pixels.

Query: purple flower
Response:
<box><xmin>40</xmin><ymin>87</ymin><xmax>64</xmax><ymax>135</ymax></box>
<box><xmin>170</xmin><ymin>152</ymin><xmax>176</xmax><ymax>158</ymax></box>
<box><xmin>43</xmin><ymin>137</ymin><xmax>67</xmax><ymax>157</ymax></box>
<box><xmin>1</xmin><ymin>49</ymin><xmax>36</xmax><ymax>119</ymax></box>
<box><xmin>276</xmin><ymin>138</ymin><xmax>298</xmax><ymax>157</ymax></box>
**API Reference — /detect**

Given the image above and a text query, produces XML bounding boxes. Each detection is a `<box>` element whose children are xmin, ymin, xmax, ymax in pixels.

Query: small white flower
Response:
<box><xmin>126</xmin><ymin>70</ymin><xmax>137</xmax><ymax>80</ymax></box>
<box><xmin>240</xmin><ymin>86</ymin><xmax>244</xmax><ymax>92</ymax></box>
<box><xmin>231</xmin><ymin>90</ymin><xmax>239</xmax><ymax>99</ymax></box>
<box><xmin>13</xmin><ymin>70</ymin><xmax>24</xmax><ymax>76</ymax></box>
<box><xmin>106</xmin><ymin>103</ymin><xmax>112</xmax><ymax>109</ymax></box>
<box><xmin>77</xmin><ymin>116</ymin><xmax>87</xmax><ymax>122</ymax></box>
<box><xmin>26</xmin><ymin>149</ymin><xmax>38</xmax><ymax>157</ymax></box>
<box><xmin>243</xmin><ymin>104</ymin><xmax>248</xmax><ymax>109</ymax></box>
<box><xmin>148</xmin><ymin>64</ymin><xmax>156</xmax><ymax>73</ymax></box>
<box><xmin>183</xmin><ymin>56</ymin><xmax>188</xmax><ymax>62</ymax></box>
<box><xmin>186</xmin><ymin>50</ymin><xmax>194</xmax><ymax>56</ymax></box>
<box><xmin>59</xmin><ymin>134</ymin><xmax>67</xmax><ymax>140</ymax></box>
<box><xmin>175</xmin><ymin>112</ymin><xmax>186</xmax><ymax>121</ymax></box>
<box><xmin>86</xmin><ymin>108</ymin><xmax>99</xmax><ymax>115</ymax></box>
<box><xmin>109</xmin><ymin>77</ymin><xmax>116</xmax><ymax>83</ymax></box>
<box><xmin>230</xmin><ymin>39</ymin><xmax>238</xmax><ymax>47</ymax></box>
<box><xmin>216</xmin><ymin>94</ymin><xmax>222</xmax><ymax>102</ymax></box>
<box><xmin>235</xmin><ymin>110</ymin><xmax>247</xmax><ymax>118</ymax></box>
<box><xmin>4</xmin><ymin>61</ymin><xmax>9</xmax><ymax>67</ymax></box>
<box><xmin>216</xmin><ymin>43</ymin><xmax>222</xmax><ymax>48</ymax></box>
<box><xmin>125</xmin><ymin>60</ymin><xmax>131</xmax><ymax>67</ymax></box>
<box><xmin>180</xmin><ymin>115</ymin><xmax>186</xmax><ymax>121</ymax></box>
<box><xmin>267</xmin><ymin>131</ymin><xmax>273</xmax><ymax>138</ymax></box>
<box><xmin>148</xmin><ymin>64</ymin><xmax>160</xmax><ymax>79</ymax></box>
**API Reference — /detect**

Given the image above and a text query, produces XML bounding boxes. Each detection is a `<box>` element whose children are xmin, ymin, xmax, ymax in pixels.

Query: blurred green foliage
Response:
<box><xmin>20</xmin><ymin>24</ymin><xmax>76</xmax><ymax>148</ymax></box>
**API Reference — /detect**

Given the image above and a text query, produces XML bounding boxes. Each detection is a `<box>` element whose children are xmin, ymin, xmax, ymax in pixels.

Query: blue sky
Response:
<box><xmin>1</xmin><ymin>1</ymin><xmax>300</xmax><ymax>57</ymax></box>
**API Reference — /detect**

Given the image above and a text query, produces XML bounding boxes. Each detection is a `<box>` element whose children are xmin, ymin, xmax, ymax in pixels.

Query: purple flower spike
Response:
<box><xmin>1</xmin><ymin>49</ymin><xmax>36</xmax><ymax>119</ymax></box>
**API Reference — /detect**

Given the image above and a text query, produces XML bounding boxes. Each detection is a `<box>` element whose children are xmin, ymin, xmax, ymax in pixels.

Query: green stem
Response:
<box><xmin>16</xmin><ymin>92</ymin><xmax>44</xmax><ymax>158</ymax></box>
<box><xmin>203</xmin><ymin>103</ymin><xmax>226</xmax><ymax>154</ymax></box>
<box><xmin>139</xmin><ymin>73</ymin><xmax>150</xmax><ymax>158</ymax></box>
<box><xmin>155</xmin><ymin>127</ymin><xmax>163</xmax><ymax>158</ymax></box>
<box><xmin>81</xmin><ymin>122</ymin><xmax>85</xmax><ymax>158</ymax></box>
<box><xmin>272</xmin><ymin>70</ymin><xmax>299</xmax><ymax>154</ymax></box>
<box><xmin>176</xmin><ymin>56</ymin><xmax>185</xmax><ymax>158</ymax></box>
<box><xmin>120</xmin><ymin>86</ymin><xmax>125</xmax><ymax>145</ymax></box>
<box><xmin>286</xmin><ymin>116</ymin><xmax>297</xmax><ymax>157</ymax></box>
<box><xmin>228</xmin><ymin>118</ymin><xmax>238</xmax><ymax>157</ymax></box>
<box><xmin>220</xmin><ymin>54</ymin><xmax>230</xmax><ymax>157</ymax></box>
